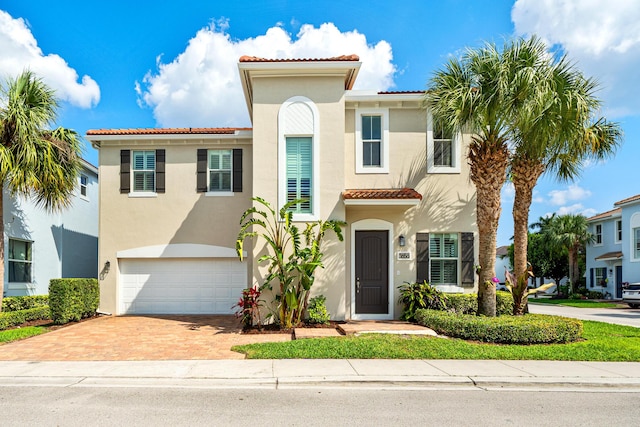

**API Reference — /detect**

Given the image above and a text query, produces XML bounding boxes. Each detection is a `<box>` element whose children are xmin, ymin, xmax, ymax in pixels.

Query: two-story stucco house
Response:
<box><xmin>3</xmin><ymin>159</ymin><xmax>99</xmax><ymax>297</ymax></box>
<box><xmin>86</xmin><ymin>55</ymin><xmax>478</xmax><ymax>320</ymax></box>
<box><xmin>586</xmin><ymin>194</ymin><xmax>640</xmax><ymax>299</ymax></box>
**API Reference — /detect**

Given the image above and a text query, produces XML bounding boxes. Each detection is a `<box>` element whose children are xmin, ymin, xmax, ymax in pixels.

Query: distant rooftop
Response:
<box><xmin>86</xmin><ymin>128</ymin><xmax>251</xmax><ymax>136</ymax></box>
<box><xmin>239</xmin><ymin>54</ymin><xmax>359</xmax><ymax>63</ymax></box>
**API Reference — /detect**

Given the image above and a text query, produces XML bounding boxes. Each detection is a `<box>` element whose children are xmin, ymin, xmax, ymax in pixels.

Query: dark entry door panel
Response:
<box><xmin>355</xmin><ymin>230</ymin><xmax>389</xmax><ymax>314</ymax></box>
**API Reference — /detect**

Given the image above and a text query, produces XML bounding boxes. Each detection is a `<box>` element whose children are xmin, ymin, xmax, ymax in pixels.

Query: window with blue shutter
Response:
<box><xmin>286</xmin><ymin>137</ymin><xmax>312</xmax><ymax>213</ymax></box>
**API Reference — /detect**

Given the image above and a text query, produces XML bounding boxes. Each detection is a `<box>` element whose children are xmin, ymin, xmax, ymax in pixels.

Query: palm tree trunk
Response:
<box><xmin>469</xmin><ymin>135</ymin><xmax>510</xmax><ymax>317</ymax></box>
<box><xmin>569</xmin><ymin>246</ymin><xmax>579</xmax><ymax>293</ymax></box>
<box><xmin>0</xmin><ymin>188</ymin><xmax>4</xmax><ymax>312</ymax></box>
<box><xmin>511</xmin><ymin>157</ymin><xmax>545</xmax><ymax>315</ymax></box>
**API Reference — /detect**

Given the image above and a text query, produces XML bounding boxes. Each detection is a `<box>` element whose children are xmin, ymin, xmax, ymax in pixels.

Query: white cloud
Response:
<box><xmin>553</xmin><ymin>204</ymin><xmax>597</xmax><ymax>217</ymax></box>
<box><xmin>548</xmin><ymin>184</ymin><xmax>591</xmax><ymax>206</ymax></box>
<box><xmin>512</xmin><ymin>0</ymin><xmax>640</xmax><ymax>118</ymax></box>
<box><xmin>0</xmin><ymin>10</ymin><xmax>100</xmax><ymax>108</ymax></box>
<box><xmin>137</xmin><ymin>21</ymin><xmax>396</xmax><ymax>127</ymax></box>
<box><xmin>502</xmin><ymin>181</ymin><xmax>515</xmax><ymax>201</ymax></box>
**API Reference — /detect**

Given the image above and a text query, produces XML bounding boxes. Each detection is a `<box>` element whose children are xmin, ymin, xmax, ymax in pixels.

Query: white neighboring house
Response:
<box><xmin>3</xmin><ymin>159</ymin><xmax>98</xmax><ymax>297</ymax></box>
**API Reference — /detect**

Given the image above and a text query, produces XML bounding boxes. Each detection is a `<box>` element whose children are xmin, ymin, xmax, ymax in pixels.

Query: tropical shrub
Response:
<box><xmin>236</xmin><ymin>197</ymin><xmax>345</xmax><ymax>329</ymax></box>
<box><xmin>233</xmin><ymin>286</ymin><xmax>264</xmax><ymax>330</ymax></box>
<box><xmin>505</xmin><ymin>266</ymin><xmax>555</xmax><ymax>315</ymax></box>
<box><xmin>0</xmin><ymin>306</ymin><xmax>51</xmax><ymax>331</ymax></box>
<box><xmin>307</xmin><ymin>295</ymin><xmax>330</xmax><ymax>325</ymax></box>
<box><xmin>415</xmin><ymin>309</ymin><xmax>583</xmax><ymax>344</ymax></box>
<box><xmin>444</xmin><ymin>291</ymin><xmax>513</xmax><ymax>316</ymax></box>
<box><xmin>2</xmin><ymin>295</ymin><xmax>49</xmax><ymax>312</ymax></box>
<box><xmin>587</xmin><ymin>291</ymin><xmax>603</xmax><ymax>300</ymax></box>
<box><xmin>397</xmin><ymin>281</ymin><xmax>447</xmax><ymax>321</ymax></box>
<box><xmin>49</xmin><ymin>278</ymin><xmax>99</xmax><ymax>324</ymax></box>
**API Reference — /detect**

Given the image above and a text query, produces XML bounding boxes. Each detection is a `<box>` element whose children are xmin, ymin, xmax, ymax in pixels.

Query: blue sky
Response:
<box><xmin>1</xmin><ymin>0</ymin><xmax>639</xmax><ymax>247</ymax></box>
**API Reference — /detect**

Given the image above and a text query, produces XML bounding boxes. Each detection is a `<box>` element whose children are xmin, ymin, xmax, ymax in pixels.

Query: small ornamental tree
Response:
<box><xmin>236</xmin><ymin>197</ymin><xmax>344</xmax><ymax>329</ymax></box>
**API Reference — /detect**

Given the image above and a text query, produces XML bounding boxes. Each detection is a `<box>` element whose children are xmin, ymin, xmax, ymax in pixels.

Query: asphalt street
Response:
<box><xmin>528</xmin><ymin>302</ymin><xmax>640</xmax><ymax>327</ymax></box>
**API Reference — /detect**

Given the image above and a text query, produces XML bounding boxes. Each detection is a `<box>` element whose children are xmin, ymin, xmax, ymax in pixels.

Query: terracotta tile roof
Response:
<box><xmin>86</xmin><ymin>128</ymin><xmax>252</xmax><ymax>136</ymax></box>
<box><xmin>595</xmin><ymin>251</ymin><xmax>623</xmax><ymax>261</ymax></box>
<box><xmin>615</xmin><ymin>194</ymin><xmax>640</xmax><ymax>206</ymax></box>
<box><xmin>587</xmin><ymin>207</ymin><xmax>621</xmax><ymax>221</ymax></box>
<box><xmin>496</xmin><ymin>246</ymin><xmax>509</xmax><ymax>257</ymax></box>
<box><xmin>239</xmin><ymin>54</ymin><xmax>359</xmax><ymax>63</ymax></box>
<box><xmin>377</xmin><ymin>91</ymin><xmax>424</xmax><ymax>95</ymax></box>
<box><xmin>342</xmin><ymin>188</ymin><xmax>422</xmax><ymax>200</ymax></box>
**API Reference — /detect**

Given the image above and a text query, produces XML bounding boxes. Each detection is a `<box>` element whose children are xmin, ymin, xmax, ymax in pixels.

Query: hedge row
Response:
<box><xmin>445</xmin><ymin>291</ymin><xmax>514</xmax><ymax>316</ymax></box>
<box><xmin>0</xmin><ymin>306</ymin><xmax>51</xmax><ymax>331</ymax></box>
<box><xmin>415</xmin><ymin>309</ymin><xmax>583</xmax><ymax>344</ymax></box>
<box><xmin>49</xmin><ymin>278</ymin><xmax>99</xmax><ymax>324</ymax></box>
<box><xmin>2</xmin><ymin>295</ymin><xmax>49</xmax><ymax>312</ymax></box>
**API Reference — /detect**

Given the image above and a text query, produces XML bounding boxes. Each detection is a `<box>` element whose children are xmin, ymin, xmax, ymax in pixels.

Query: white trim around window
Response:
<box><xmin>426</xmin><ymin>113</ymin><xmax>461</xmax><ymax>174</ymax></box>
<box><xmin>631</xmin><ymin>213</ymin><xmax>640</xmax><ymax>262</ymax></box>
<box><xmin>594</xmin><ymin>223</ymin><xmax>603</xmax><ymax>246</ymax></box>
<box><xmin>615</xmin><ymin>219</ymin><xmax>622</xmax><ymax>244</ymax></box>
<box><xmin>355</xmin><ymin>108</ymin><xmax>389</xmax><ymax>174</ymax></box>
<box><xmin>278</xmin><ymin>96</ymin><xmax>320</xmax><ymax>221</ymax></box>
<box><xmin>350</xmin><ymin>219</ymin><xmax>394</xmax><ymax>321</ymax></box>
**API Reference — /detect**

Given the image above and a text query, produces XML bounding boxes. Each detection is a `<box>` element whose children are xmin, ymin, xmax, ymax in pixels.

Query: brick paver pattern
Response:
<box><xmin>0</xmin><ymin>315</ymin><xmax>290</xmax><ymax>361</ymax></box>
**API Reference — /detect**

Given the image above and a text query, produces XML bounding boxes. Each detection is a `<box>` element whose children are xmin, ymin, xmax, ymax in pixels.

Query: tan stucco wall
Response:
<box><xmin>96</xmin><ymin>139</ymin><xmax>253</xmax><ymax>314</ymax></box>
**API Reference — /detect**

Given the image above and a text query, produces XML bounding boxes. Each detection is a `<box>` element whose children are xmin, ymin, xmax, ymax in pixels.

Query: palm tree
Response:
<box><xmin>0</xmin><ymin>71</ymin><xmax>82</xmax><ymax>310</ymax></box>
<box><xmin>543</xmin><ymin>214</ymin><xmax>594</xmax><ymax>293</ymax></box>
<box><xmin>507</xmin><ymin>37</ymin><xmax>622</xmax><ymax>314</ymax></box>
<box><xmin>425</xmin><ymin>42</ymin><xmax>513</xmax><ymax>316</ymax></box>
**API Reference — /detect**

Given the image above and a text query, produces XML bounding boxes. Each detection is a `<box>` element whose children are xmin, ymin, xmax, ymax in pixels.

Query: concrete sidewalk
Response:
<box><xmin>1</xmin><ymin>359</ymin><xmax>640</xmax><ymax>392</ymax></box>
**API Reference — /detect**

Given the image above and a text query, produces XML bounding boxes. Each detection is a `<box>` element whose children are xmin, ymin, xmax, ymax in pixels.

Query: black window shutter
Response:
<box><xmin>416</xmin><ymin>233</ymin><xmax>430</xmax><ymax>283</ymax></box>
<box><xmin>603</xmin><ymin>268</ymin><xmax>607</xmax><ymax>281</ymax></box>
<box><xmin>590</xmin><ymin>268</ymin><xmax>594</xmax><ymax>288</ymax></box>
<box><xmin>197</xmin><ymin>149</ymin><xmax>207</xmax><ymax>192</ymax></box>
<box><xmin>461</xmin><ymin>232</ymin><xmax>474</xmax><ymax>285</ymax></box>
<box><xmin>232</xmin><ymin>148</ymin><xmax>243</xmax><ymax>192</ymax></box>
<box><xmin>155</xmin><ymin>149</ymin><xmax>165</xmax><ymax>193</ymax></box>
<box><xmin>120</xmin><ymin>150</ymin><xmax>130</xmax><ymax>193</ymax></box>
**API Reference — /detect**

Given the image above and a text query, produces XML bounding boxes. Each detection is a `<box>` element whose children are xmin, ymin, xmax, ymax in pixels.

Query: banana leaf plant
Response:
<box><xmin>236</xmin><ymin>197</ymin><xmax>344</xmax><ymax>329</ymax></box>
<box><xmin>505</xmin><ymin>264</ymin><xmax>555</xmax><ymax>315</ymax></box>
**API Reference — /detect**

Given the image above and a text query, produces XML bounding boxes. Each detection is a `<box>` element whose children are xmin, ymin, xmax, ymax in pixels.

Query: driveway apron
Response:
<box><xmin>0</xmin><ymin>315</ymin><xmax>290</xmax><ymax>361</ymax></box>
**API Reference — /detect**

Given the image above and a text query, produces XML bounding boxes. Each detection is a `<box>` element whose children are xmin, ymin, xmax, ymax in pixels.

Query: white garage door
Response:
<box><xmin>119</xmin><ymin>258</ymin><xmax>247</xmax><ymax>314</ymax></box>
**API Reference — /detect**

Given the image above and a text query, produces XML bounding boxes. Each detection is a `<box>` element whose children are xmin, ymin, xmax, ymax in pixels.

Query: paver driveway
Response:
<box><xmin>0</xmin><ymin>315</ymin><xmax>290</xmax><ymax>361</ymax></box>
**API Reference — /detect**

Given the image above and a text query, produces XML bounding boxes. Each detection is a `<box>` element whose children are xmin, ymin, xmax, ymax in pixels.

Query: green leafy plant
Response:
<box><xmin>233</xmin><ymin>286</ymin><xmax>264</xmax><ymax>330</ymax></box>
<box><xmin>236</xmin><ymin>197</ymin><xmax>344</xmax><ymax>329</ymax></box>
<box><xmin>505</xmin><ymin>265</ymin><xmax>555</xmax><ymax>315</ymax></box>
<box><xmin>0</xmin><ymin>306</ymin><xmax>51</xmax><ymax>331</ymax></box>
<box><xmin>397</xmin><ymin>281</ymin><xmax>447</xmax><ymax>321</ymax></box>
<box><xmin>443</xmin><ymin>291</ymin><xmax>513</xmax><ymax>316</ymax></box>
<box><xmin>49</xmin><ymin>278</ymin><xmax>99</xmax><ymax>324</ymax></box>
<box><xmin>415</xmin><ymin>309</ymin><xmax>583</xmax><ymax>344</ymax></box>
<box><xmin>1</xmin><ymin>295</ymin><xmax>49</xmax><ymax>312</ymax></box>
<box><xmin>307</xmin><ymin>295</ymin><xmax>330</xmax><ymax>325</ymax></box>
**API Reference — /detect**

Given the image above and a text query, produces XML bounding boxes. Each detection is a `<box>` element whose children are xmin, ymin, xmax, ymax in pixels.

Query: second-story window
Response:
<box><xmin>433</xmin><ymin>122</ymin><xmax>453</xmax><ymax>167</ymax></box>
<box><xmin>208</xmin><ymin>150</ymin><xmax>232</xmax><ymax>192</ymax></box>
<box><xmin>286</xmin><ymin>137</ymin><xmax>312</xmax><ymax>213</ymax></box>
<box><xmin>80</xmin><ymin>175</ymin><xmax>88</xmax><ymax>197</ymax></box>
<box><xmin>595</xmin><ymin>224</ymin><xmax>602</xmax><ymax>245</ymax></box>
<box><xmin>616</xmin><ymin>220</ymin><xmax>622</xmax><ymax>243</ymax></box>
<box><xmin>362</xmin><ymin>115</ymin><xmax>381</xmax><ymax>167</ymax></box>
<box><xmin>132</xmin><ymin>150</ymin><xmax>155</xmax><ymax>192</ymax></box>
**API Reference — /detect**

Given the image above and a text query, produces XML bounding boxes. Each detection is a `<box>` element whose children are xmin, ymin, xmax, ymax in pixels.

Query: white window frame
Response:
<box><xmin>615</xmin><ymin>219</ymin><xmax>622</xmax><ymax>244</ymax></box>
<box><xmin>427</xmin><ymin>113</ymin><xmax>461</xmax><ymax>174</ymax></box>
<box><xmin>131</xmin><ymin>150</ymin><xmax>156</xmax><ymax>194</ymax></box>
<box><xmin>594</xmin><ymin>267</ymin><xmax>606</xmax><ymax>288</ymax></box>
<box><xmin>429</xmin><ymin>233</ymin><xmax>460</xmax><ymax>286</ymax></box>
<box><xmin>8</xmin><ymin>238</ymin><xmax>33</xmax><ymax>284</ymax></box>
<box><xmin>278</xmin><ymin>96</ymin><xmax>320</xmax><ymax>221</ymax></box>
<box><xmin>631</xmin><ymin>213</ymin><xmax>640</xmax><ymax>262</ymax></box>
<box><xmin>206</xmin><ymin>149</ymin><xmax>233</xmax><ymax>196</ymax></box>
<box><xmin>594</xmin><ymin>223</ymin><xmax>603</xmax><ymax>246</ymax></box>
<box><xmin>355</xmin><ymin>108</ymin><xmax>389</xmax><ymax>174</ymax></box>
<box><xmin>79</xmin><ymin>174</ymin><xmax>88</xmax><ymax>199</ymax></box>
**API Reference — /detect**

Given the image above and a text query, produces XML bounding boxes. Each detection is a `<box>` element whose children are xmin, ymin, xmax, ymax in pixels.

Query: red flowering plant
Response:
<box><xmin>233</xmin><ymin>286</ymin><xmax>263</xmax><ymax>330</ymax></box>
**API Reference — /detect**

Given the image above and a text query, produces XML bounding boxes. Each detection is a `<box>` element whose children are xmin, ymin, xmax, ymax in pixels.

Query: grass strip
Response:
<box><xmin>232</xmin><ymin>320</ymin><xmax>640</xmax><ymax>361</ymax></box>
<box><xmin>0</xmin><ymin>326</ymin><xmax>47</xmax><ymax>343</ymax></box>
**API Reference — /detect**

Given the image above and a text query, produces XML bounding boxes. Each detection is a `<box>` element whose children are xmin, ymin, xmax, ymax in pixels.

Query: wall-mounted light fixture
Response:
<box><xmin>100</xmin><ymin>260</ymin><xmax>111</xmax><ymax>280</ymax></box>
<box><xmin>609</xmin><ymin>268</ymin><xmax>613</xmax><ymax>275</ymax></box>
<box><xmin>398</xmin><ymin>235</ymin><xmax>406</xmax><ymax>247</ymax></box>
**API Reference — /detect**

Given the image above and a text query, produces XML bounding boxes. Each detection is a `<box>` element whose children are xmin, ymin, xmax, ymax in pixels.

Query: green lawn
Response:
<box><xmin>232</xmin><ymin>321</ymin><xmax>640</xmax><ymax>361</ymax></box>
<box><xmin>528</xmin><ymin>299</ymin><xmax>619</xmax><ymax>308</ymax></box>
<box><xmin>0</xmin><ymin>326</ymin><xmax>47</xmax><ymax>343</ymax></box>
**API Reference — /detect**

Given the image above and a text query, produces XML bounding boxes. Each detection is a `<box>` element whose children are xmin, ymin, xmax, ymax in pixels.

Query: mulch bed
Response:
<box><xmin>242</xmin><ymin>320</ymin><xmax>344</xmax><ymax>334</ymax></box>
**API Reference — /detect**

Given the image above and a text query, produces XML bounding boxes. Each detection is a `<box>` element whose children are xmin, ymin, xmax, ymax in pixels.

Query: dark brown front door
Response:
<box><xmin>355</xmin><ymin>230</ymin><xmax>389</xmax><ymax>314</ymax></box>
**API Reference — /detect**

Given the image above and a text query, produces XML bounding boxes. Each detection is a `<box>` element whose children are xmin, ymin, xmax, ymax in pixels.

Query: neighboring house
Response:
<box><xmin>495</xmin><ymin>245</ymin><xmax>511</xmax><ymax>285</ymax></box>
<box><xmin>86</xmin><ymin>55</ymin><xmax>478</xmax><ymax>320</ymax></box>
<box><xmin>3</xmin><ymin>159</ymin><xmax>99</xmax><ymax>297</ymax></box>
<box><xmin>586</xmin><ymin>194</ymin><xmax>640</xmax><ymax>299</ymax></box>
